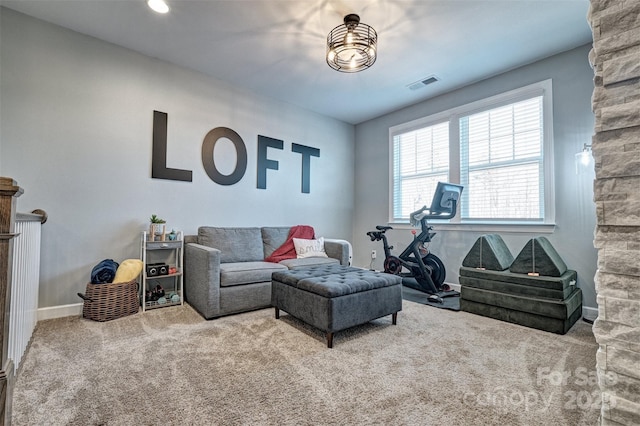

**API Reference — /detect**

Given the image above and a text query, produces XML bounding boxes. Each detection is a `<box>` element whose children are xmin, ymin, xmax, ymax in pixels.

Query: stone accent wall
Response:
<box><xmin>589</xmin><ymin>1</ymin><xmax>640</xmax><ymax>425</ymax></box>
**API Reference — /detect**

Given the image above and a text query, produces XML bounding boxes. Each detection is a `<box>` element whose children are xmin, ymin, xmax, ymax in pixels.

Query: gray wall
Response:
<box><xmin>1</xmin><ymin>7</ymin><xmax>597</xmax><ymax>311</ymax></box>
<box><xmin>0</xmin><ymin>8</ymin><xmax>355</xmax><ymax>308</ymax></box>
<box><xmin>353</xmin><ymin>44</ymin><xmax>598</xmax><ymax>308</ymax></box>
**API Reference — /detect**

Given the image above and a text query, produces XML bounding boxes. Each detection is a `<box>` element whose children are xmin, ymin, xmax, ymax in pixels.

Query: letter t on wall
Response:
<box><xmin>292</xmin><ymin>143</ymin><xmax>320</xmax><ymax>193</ymax></box>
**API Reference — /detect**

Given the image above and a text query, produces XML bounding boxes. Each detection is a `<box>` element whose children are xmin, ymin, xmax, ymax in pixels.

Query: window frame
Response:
<box><xmin>388</xmin><ymin>79</ymin><xmax>555</xmax><ymax>233</ymax></box>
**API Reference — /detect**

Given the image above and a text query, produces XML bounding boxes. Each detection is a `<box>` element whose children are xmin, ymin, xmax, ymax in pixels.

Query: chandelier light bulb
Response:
<box><xmin>345</xmin><ymin>31</ymin><xmax>355</xmax><ymax>45</ymax></box>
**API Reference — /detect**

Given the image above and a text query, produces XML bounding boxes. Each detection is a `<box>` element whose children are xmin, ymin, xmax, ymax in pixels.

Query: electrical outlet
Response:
<box><xmin>371</xmin><ymin>250</ymin><xmax>377</xmax><ymax>259</ymax></box>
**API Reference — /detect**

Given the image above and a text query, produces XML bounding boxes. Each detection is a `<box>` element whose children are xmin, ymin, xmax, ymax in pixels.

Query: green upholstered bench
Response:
<box><xmin>460</xmin><ymin>274</ymin><xmax>582</xmax><ymax>334</ymax></box>
<box><xmin>459</xmin><ymin>235</ymin><xmax>582</xmax><ymax>334</ymax></box>
<box><xmin>459</xmin><ymin>267</ymin><xmax>577</xmax><ymax>300</ymax></box>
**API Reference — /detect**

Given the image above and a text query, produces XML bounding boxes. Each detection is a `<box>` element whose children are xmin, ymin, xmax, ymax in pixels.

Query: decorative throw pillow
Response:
<box><xmin>293</xmin><ymin>237</ymin><xmax>328</xmax><ymax>259</ymax></box>
<box><xmin>113</xmin><ymin>259</ymin><xmax>144</xmax><ymax>283</ymax></box>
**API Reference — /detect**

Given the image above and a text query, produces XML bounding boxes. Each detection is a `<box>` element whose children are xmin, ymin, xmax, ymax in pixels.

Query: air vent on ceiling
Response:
<box><xmin>407</xmin><ymin>75</ymin><xmax>439</xmax><ymax>91</ymax></box>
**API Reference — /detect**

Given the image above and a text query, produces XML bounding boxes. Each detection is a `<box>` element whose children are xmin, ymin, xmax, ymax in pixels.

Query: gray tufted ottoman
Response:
<box><xmin>271</xmin><ymin>265</ymin><xmax>403</xmax><ymax>348</ymax></box>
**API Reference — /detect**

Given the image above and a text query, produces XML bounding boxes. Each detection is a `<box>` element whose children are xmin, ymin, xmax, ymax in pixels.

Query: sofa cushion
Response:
<box><xmin>198</xmin><ymin>227</ymin><xmax>264</xmax><ymax>263</ymax></box>
<box><xmin>261</xmin><ymin>227</ymin><xmax>291</xmax><ymax>259</ymax></box>
<box><xmin>220</xmin><ymin>261</ymin><xmax>288</xmax><ymax>287</ymax></box>
<box><xmin>279</xmin><ymin>257</ymin><xmax>339</xmax><ymax>269</ymax></box>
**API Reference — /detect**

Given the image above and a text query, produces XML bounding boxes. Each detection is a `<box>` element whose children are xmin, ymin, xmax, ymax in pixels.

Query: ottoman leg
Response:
<box><xmin>275</xmin><ymin>307</ymin><xmax>280</xmax><ymax>319</ymax></box>
<box><xmin>392</xmin><ymin>312</ymin><xmax>398</xmax><ymax>325</ymax></box>
<box><xmin>327</xmin><ymin>332</ymin><xmax>334</xmax><ymax>349</ymax></box>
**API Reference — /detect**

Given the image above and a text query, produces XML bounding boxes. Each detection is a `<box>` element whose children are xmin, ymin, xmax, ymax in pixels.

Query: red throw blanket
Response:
<box><xmin>265</xmin><ymin>225</ymin><xmax>315</xmax><ymax>263</ymax></box>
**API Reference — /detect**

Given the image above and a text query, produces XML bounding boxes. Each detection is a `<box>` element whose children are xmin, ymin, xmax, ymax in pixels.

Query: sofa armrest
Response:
<box><xmin>324</xmin><ymin>239</ymin><xmax>352</xmax><ymax>266</ymax></box>
<box><xmin>184</xmin><ymin>242</ymin><xmax>222</xmax><ymax>319</ymax></box>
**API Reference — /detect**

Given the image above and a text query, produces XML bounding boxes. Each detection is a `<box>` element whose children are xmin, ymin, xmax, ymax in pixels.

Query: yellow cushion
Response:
<box><xmin>113</xmin><ymin>259</ymin><xmax>143</xmax><ymax>283</ymax></box>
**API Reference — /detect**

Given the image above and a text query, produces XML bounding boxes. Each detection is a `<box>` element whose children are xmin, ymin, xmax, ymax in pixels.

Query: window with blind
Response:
<box><xmin>392</xmin><ymin>121</ymin><xmax>449</xmax><ymax>220</ymax></box>
<box><xmin>389</xmin><ymin>80</ymin><xmax>554</xmax><ymax>225</ymax></box>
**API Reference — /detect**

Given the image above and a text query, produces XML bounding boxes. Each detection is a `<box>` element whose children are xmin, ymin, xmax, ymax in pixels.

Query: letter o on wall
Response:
<box><xmin>201</xmin><ymin>127</ymin><xmax>248</xmax><ymax>185</ymax></box>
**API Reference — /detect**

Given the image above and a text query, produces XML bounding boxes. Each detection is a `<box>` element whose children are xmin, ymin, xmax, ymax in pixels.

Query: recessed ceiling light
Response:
<box><xmin>148</xmin><ymin>0</ymin><xmax>169</xmax><ymax>14</ymax></box>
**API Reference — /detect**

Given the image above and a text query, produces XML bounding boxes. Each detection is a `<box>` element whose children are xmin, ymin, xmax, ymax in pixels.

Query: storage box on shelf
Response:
<box><xmin>140</xmin><ymin>231</ymin><xmax>184</xmax><ymax>312</ymax></box>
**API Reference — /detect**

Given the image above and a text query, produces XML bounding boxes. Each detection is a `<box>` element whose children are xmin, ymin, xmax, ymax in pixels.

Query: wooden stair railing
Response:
<box><xmin>0</xmin><ymin>177</ymin><xmax>24</xmax><ymax>425</ymax></box>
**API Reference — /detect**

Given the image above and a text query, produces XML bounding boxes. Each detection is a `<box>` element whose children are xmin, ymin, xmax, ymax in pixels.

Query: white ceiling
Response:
<box><xmin>1</xmin><ymin>0</ymin><xmax>593</xmax><ymax>124</ymax></box>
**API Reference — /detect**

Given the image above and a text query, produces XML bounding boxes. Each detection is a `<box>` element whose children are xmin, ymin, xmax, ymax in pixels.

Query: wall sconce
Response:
<box><xmin>575</xmin><ymin>143</ymin><xmax>593</xmax><ymax>174</ymax></box>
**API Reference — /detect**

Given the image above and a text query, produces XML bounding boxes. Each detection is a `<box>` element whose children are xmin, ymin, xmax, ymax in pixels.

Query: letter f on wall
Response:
<box><xmin>257</xmin><ymin>135</ymin><xmax>283</xmax><ymax>189</ymax></box>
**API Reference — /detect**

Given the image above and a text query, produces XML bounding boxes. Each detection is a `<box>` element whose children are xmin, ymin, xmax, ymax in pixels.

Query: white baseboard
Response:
<box><xmin>37</xmin><ymin>303</ymin><xmax>82</xmax><ymax>321</ymax></box>
<box><xmin>448</xmin><ymin>282</ymin><xmax>461</xmax><ymax>292</ymax></box>
<box><xmin>36</xmin><ymin>289</ymin><xmax>599</xmax><ymax>322</ymax></box>
<box><xmin>582</xmin><ymin>306</ymin><xmax>598</xmax><ymax>322</ymax></box>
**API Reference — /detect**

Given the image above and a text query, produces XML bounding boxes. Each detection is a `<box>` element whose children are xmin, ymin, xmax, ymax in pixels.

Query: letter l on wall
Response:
<box><xmin>152</xmin><ymin>110</ymin><xmax>193</xmax><ymax>181</ymax></box>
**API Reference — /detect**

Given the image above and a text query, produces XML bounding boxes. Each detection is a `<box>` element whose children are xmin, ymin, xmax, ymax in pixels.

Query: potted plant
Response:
<box><xmin>149</xmin><ymin>214</ymin><xmax>166</xmax><ymax>237</ymax></box>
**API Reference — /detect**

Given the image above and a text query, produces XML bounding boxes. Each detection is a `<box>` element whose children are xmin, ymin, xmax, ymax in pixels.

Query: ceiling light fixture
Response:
<box><xmin>326</xmin><ymin>14</ymin><xmax>377</xmax><ymax>73</ymax></box>
<box><xmin>148</xmin><ymin>0</ymin><xmax>169</xmax><ymax>14</ymax></box>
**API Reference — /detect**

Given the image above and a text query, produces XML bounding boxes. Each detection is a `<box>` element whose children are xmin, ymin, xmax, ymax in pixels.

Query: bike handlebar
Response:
<box><xmin>409</xmin><ymin>200</ymin><xmax>458</xmax><ymax>226</ymax></box>
<box><xmin>409</xmin><ymin>206</ymin><xmax>429</xmax><ymax>227</ymax></box>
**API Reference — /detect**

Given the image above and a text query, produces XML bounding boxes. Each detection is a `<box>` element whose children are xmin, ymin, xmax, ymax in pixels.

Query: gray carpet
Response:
<box><xmin>12</xmin><ymin>302</ymin><xmax>599</xmax><ymax>425</ymax></box>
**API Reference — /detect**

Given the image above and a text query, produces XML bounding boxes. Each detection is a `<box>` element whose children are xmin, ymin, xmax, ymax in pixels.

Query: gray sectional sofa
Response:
<box><xmin>184</xmin><ymin>226</ymin><xmax>351</xmax><ymax>319</ymax></box>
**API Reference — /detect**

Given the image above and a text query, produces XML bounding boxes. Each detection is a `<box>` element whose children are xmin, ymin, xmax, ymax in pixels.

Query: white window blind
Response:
<box><xmin>389</xmin><ymin>80</ymin><xmax>554</xmax><ymax>226</ymax></box>
<box><xmin>392</xmin><ymin>121</ymin><xmax>449</xmax><ymax>221</ymax></box>
<box><xmin>460</xmin><ymin>96</ymin><xmax>544</xmax><ymax>221</ymax></box>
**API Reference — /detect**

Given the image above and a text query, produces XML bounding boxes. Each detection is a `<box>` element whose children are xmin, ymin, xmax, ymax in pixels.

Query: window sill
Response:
<box><xmin>388</xmin><ymin>221</ymin><xmax>556</xmax><ymax>234</ymax></box>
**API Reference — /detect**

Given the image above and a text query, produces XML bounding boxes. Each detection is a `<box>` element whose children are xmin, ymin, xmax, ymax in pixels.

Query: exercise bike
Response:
<box><xmin>366</xmin><ymin>182</ymin><xmax>463</xmax><ymax>301</ymax></box>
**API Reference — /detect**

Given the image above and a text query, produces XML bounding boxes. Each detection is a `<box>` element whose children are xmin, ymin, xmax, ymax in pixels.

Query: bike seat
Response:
<box><xmin>376</xmin><ymin>225</ymin><xmax>393</xmax><ymax>231</ymax></box>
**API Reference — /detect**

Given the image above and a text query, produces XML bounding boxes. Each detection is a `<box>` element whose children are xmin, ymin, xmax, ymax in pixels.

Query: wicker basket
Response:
<box><xmin>80</xmin><ymin>280</ymin><xmax>139</xmax><ymax>322</ymax></box>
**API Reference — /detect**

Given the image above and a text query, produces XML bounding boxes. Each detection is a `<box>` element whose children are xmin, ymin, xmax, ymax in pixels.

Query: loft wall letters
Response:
<box><xmin>151</xmin><ymin>110</ymin><xmax>320</xmax><ymax>193</ymax></box>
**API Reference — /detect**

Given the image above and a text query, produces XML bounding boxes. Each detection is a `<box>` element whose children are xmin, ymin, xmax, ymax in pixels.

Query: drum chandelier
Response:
<box><xmin>326</xmin><ymin>14</ymin><xmax>377</xmax><ymax>73</ymax></box>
